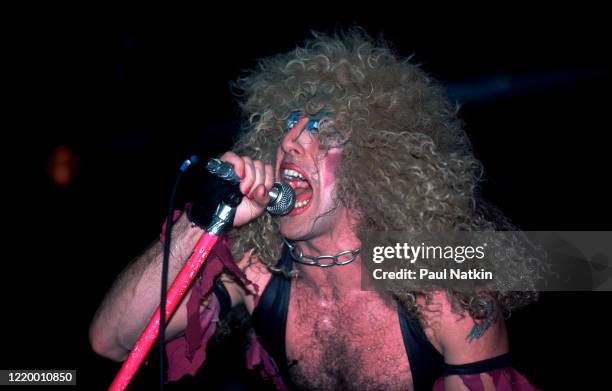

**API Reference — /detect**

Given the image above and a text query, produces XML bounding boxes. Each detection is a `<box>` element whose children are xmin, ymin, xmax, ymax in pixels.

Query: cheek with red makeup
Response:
<box><xmin>322</xmin><ymin>149</ymin><xmax>342</xmax><ymax>189</ymax></box>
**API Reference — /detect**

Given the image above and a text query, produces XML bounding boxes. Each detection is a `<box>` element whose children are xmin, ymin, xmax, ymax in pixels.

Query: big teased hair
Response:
<box><xmin>227</xmin><ymin>29</ymin><xmax>538</xmax><ymax>319</ymax></box>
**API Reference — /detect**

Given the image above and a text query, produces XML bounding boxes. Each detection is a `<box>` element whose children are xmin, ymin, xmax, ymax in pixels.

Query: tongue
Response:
<box><xmin>287</xmin><ymin>178</ymin><xmax>311</xmax><ymax>190</ymax></box>
<box><xmin>295</xmin><ymin>187</ymin><xmax>312</xmax><ymax>197</ymax></box>
<box><xmin>286</xmin><ymin>179</ymin><xmax>312</xmax><ymax>201</ymax></box>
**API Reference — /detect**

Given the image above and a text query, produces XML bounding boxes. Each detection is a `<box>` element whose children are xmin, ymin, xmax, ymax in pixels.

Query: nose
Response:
<box><xmin>281</xmin><ymin>117</ymin><xmax>310</xmax><ymax>157</ymax></box>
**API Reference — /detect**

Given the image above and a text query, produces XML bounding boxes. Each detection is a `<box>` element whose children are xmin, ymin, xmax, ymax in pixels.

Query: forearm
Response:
<box><xmin>89</xmin><ymin>213</ymin><xmax>203</xmax><ymax>360</ymax></box>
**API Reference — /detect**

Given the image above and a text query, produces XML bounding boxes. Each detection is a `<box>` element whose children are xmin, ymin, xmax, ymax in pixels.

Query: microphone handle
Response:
<box><xmin>206</xmin><ymin>158</ymin><xmax>241</xmax><ymax>185</ymax></box>
<box><xmin>205</xmin><ymin>157</ymin><xmax>295</xmax><ymax>215</ymax></box>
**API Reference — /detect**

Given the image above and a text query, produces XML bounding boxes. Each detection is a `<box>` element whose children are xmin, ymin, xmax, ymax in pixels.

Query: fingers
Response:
<box><xmin>219</xmin><ymin>151</ymin><xmax>245</xmax><ymax>179</ymax></box>
<box><xmin>241</xmin><ymin>156</ymin><xmax>255</xmax><ymax>196</ymax></box>
<box><xmin>219</xmin><ymin>152</ymin><xmax>274</xmax><ymax>199</ymax></box>
<box><xmin>250</xmin><ymin>162</ymin><xmax>275</xmax><ymax>206</ymax></box>
<box><xmin>221</xmin><ymin>153</ymin><xmax>275</xmax><ymax>228</ymax></box>
<box><xmin>264</xmin><ymin>163</ymin><xmax>274</xmax><ymax>191</ymax></box>
<box><xmin>250</xmin><ymin>160</ymin><xmax>264</xmax><ymax>196</ymax></box>
<box><xmin>251</xmin><ymin>184</ymin><xmax>269</xmax><ymax>207</ymax></box>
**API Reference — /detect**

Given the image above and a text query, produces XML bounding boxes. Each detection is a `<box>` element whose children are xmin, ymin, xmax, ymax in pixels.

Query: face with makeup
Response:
<box><xmin>275</xmin><ymin>113</ymin><xmax>346</xmax><ymax>242</ymax></box>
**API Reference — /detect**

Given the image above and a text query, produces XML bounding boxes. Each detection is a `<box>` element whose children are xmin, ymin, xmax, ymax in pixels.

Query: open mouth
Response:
<box><xmin>280</xmin><ymin>163</ymin><xmax>313</xmax><ymax>213</ymax></box>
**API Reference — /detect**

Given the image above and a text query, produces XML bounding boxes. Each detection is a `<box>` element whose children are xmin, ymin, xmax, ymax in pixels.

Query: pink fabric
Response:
<box><xmin>162</xmin><ymin>210</ymin><xmax>287</xmax><ymax>389</ymax></box>
<box><xmin>433</xmin><ymin>367</ymin><xmax>540</xmax><ymax>391</ymax></box>
<box><xmin>166</xmin><ymin>293</ymin><xmax>220</xmax><ymax>381</ymax></box>
<box><xmin>246</xmin><ymin>333</ymin><xmax>289</xmax><ymax>391</ymax></box>
<box><xmin>164</xmin><ymin>233</ymin><xmax>229</xmax><ymax>381</ymax></box>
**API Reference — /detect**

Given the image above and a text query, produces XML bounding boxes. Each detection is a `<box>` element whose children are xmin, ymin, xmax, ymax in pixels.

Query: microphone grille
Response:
<box><xmin>267</xmin><ymin>182</ymin><xmax>295</xmax><ymax>215</ymax></box>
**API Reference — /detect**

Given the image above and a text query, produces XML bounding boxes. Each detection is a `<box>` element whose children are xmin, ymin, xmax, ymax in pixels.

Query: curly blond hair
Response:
<box><xmin>227</xmin><ymin>29</ymin><xmax>538</xmax><ymax>319</ymax></box>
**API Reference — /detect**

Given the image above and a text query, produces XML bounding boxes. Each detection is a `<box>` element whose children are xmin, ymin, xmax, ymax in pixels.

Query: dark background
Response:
<box><xmin>4</xmin><ymin>6</ymin><xmax>610</xmax><ymax>390</ymax></box>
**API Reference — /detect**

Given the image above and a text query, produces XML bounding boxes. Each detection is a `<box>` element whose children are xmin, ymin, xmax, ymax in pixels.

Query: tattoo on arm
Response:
<box><xmin>466</xmin><ymin>297</ymin><xmax>497</xmax><ymax>342</ymax></box>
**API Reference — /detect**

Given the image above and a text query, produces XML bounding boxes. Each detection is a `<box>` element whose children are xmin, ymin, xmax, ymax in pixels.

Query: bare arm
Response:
<box><xmin>89</xmin><ymin>151</ymin><xmax>274</xmax><ymax>362</ymax></box>
<box><xmin>421</xmin><ymin>292</ymin><xmax>511</xmax><ymax>391</ymax></box>
<box><xmin>89</xmin><ymin>213</ymin><xmax>209</xmax><ymax>361</ymax></box>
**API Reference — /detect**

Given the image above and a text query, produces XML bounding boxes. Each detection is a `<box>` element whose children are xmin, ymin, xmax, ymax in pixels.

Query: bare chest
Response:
<box><xmin>284</xmin><ymin>280</ymin><xmax>413</xmax><ymax>391</ymax></box>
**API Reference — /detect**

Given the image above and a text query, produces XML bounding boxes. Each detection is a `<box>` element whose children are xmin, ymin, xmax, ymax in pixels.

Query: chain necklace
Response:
<box><xmin>282</xmin><ymin>237</ymin><xmax>361</xmax><ymax>268</ymax></box>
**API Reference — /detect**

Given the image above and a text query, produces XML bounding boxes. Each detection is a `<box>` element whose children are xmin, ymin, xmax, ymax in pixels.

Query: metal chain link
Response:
<box><xmin>282</xmin><ymin>237</ymin><xmax>361</xmax><ymax>267</ymax></box>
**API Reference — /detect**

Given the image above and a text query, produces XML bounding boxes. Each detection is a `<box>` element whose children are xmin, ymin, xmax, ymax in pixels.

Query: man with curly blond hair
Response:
<box><xmin>90</xmin><ymin>30</ymin><xmax>539</xmax><ymax>390</ymax></box>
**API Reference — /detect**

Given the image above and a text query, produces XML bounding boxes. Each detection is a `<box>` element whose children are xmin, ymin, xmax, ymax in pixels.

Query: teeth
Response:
<box><xmin>294</xmin><ymin>198</ymin><xmax>311</xmax><ymax>208</ymax></box>
<box><xmin>283</xmin><ymin>168</ymin><xmax>306</xmax><ymax>181</ymax></box>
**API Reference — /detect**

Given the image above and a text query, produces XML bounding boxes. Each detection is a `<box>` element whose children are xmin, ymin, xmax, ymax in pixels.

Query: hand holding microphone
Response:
<box><xmin>187</xmin><ymin>152</ymin><xmax>294</xmax><ymax>228</ymax></box>
<box><xmin>109</xmin><ymin>152</ymin><xmax>288</xmax><ymax>390</ymax></box>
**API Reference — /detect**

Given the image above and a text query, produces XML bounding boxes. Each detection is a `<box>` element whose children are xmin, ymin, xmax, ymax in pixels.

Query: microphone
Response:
<box><xmin>205</xmin><ymin>158</ymin><xmax>295</xmax><ymax>215</ymax></box>
<box><xmin>108</xmin><ymin>155</ymin><xmax>294</xmax><ymax>391</ymax></box>
<box><xmin>266</xmin><ymin>182</ymin><xmax>295</xmax><ymax>215</ymax></box>
<box><xmin>205</xmin><ymin>158</ymin><xmax>241</xmax><ymax>185</ymax></box>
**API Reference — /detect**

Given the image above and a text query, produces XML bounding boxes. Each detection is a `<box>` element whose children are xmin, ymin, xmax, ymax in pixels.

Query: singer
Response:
<box><xmin>90</xmin><ymin>30</ymin><xmax>540</xmax><ymax>390</ymax></box>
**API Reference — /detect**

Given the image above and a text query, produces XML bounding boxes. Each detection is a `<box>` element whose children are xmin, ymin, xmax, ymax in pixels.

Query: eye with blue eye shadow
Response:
<box><xmin>286</xmin><ymin>111</ymin><xmax>332</xmax><ymax>134</ymax></box>
<box><xmin>306</xmin><ymin>118</ymin><xmax>321</xmax><ymax>132</ymax></box>
<box><xmin>286</xmin><ymin>112</ymin><xmax>302</xmax><ymax>132</ymax></box>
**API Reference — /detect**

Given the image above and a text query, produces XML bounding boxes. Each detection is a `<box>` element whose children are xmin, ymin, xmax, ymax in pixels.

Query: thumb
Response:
<box><xmin>251</xmin><ymin>184</ymin><xmax>270</xmax><ymax>208</ymax></box>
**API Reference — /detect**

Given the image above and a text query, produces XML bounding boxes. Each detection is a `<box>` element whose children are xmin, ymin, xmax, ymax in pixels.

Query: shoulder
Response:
<box><xmin>419</xmin><ymin>291</ymin><xmax>509</xmax><ymax>364</ymax></box>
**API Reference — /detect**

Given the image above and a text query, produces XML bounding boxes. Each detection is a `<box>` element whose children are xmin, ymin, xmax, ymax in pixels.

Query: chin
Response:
<box><xmin>279</xmin><ymin>220</ymin><xmax>303</xmax><ymax>241</ymax></box>
<box><xmin>279</xmin><ymin>218</ymin><xmax>314</xmax><ymax>241</ymax></box>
